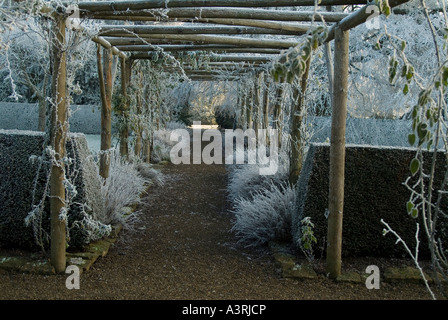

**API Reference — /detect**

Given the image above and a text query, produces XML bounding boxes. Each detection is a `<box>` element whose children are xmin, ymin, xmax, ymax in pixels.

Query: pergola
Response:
<box><xmin>42</xmin><ymin>0</ymin><xmax>410</xmax><ymax>276</ymax></box>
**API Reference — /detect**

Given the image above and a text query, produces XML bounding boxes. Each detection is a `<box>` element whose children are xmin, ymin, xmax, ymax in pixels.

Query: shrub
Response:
<box><xmin>97</xmin><ymin>149</ymin><xmax>155</xmax><ymax>227</ymax></box>
<box><xmin>226</xmin><ymin>148</ymin><xmax>289</xmax><ymax>202</ymax></box>
<box><xmin>294</xmin><ymin>143</ymin><xmax>448</xmax><ymax>258</ymax></box>
<box><xmin>152</xmin><ymin>122</ymin><xmax>189</xmax><ymax>163</ymax></box>
<box><xmin>231</xmin><ymin>181</ymin><xmax>297</xmax><ymax>247</ymax></box>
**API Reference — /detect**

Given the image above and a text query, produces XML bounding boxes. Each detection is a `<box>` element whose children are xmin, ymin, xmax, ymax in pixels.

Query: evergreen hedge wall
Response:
<box><xmin>0</xmin><ymin>130</ymin><xmax>105</xmax><ymax>250</ymax></box>
<box><xmin>294</xmin><ymin>143</ymin><xmax>448</xmax><ymax>258</ymax></box>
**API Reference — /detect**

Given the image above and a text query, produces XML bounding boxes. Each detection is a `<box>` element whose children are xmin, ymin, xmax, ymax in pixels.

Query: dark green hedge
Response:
<box><xmin>0</xmin><ymin>130</ymin><xmax>104</xmax><ymax>251</ymax></box>
<box><xmin>294</xmin><ymin>143</ymin><xmax>448</xmax><ymax>258</ymax></box>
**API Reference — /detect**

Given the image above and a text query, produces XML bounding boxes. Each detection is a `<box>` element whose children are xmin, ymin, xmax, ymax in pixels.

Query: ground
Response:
<box><xmin>0</xmin><ymin>162</ymin><xmax>438</xmax><ymax>300</ymax></box>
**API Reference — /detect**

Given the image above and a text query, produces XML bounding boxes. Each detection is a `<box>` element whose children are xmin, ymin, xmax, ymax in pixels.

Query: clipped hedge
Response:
<box><xmin>0</xmin><ymin>130</ymin><xmax>105</xmax><ymax>250</ymax></box>
<box><xmin>294</xmin><ymin>143</ymin><xmax>448</xmax><ymax>258</ymax></box>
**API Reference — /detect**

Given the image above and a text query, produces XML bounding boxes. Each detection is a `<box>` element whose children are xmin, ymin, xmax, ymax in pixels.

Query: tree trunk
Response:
<box><xmin>289</xmin><ymin>58</ymin><xmax>311</xmax><ymax>185</ymax></box>
<box><xmin>49</xmin><ymin>14</ymin><xmax>68</xmax><ymax>273</ymax></box>
<box><xmin>326</xmin><ymin>27</ymin><xmax>350</xmax><ymax>279</ymax></box>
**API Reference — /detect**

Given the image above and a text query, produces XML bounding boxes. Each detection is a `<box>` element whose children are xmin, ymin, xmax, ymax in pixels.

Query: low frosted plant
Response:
<box><xmin>165</xmin><ymin>120</ymin><xmax>187</xmax><ymax>130</ymax></box>
<box><xmin>135</xmin><ymin>162</ymin><xmax>165</xmax><ymax>186</ymax></box>
<box><xmin>98</xmin><ymin>149</ymin><xmax>150</xmax><ymax>226</ymax></box>
<box><xmin>152</xmin><ymin>127</ymin><xmax>185</xmax><ymax>163</ymax></box>
<box><xmin>226</xmin><ymin>147</ymin><xmax>289</xmax><ymax>202</ymax></box>
<box><xmin>231</xmin><ymin>181</ymin><xmax>297</xmax><ymax>247</ymax></box>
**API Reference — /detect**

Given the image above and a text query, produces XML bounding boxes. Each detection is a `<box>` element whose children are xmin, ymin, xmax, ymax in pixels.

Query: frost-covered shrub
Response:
<box><xmin>152</xmin><ymin>130</ymin><xmax>173</xmax><ymax>163</ymax></box>
<box><xmin>226</xmin><ymin>148</ymin><xmax>289</xmax><ymax>202</ymax></box>
<box><xmin>151</xmin><ymin>121</ymin><xmax>190</xmax><ymax>163</ymax></box>
<box><xmin>98</xmin><ymin>149</ymin><xmax>151</xmax><ymax>226</ymax></box>
<box><xmin>135</xmin><ymin>162</ymin><xmax>165</xmax><ymax>186</ymax></box>
<box><xmin>165</xmin><ymin>120</ymin><xmax>187</xmax><ymax>130</ymax></box>
<box><xmin>231</xmin><ymin>181</ymin><xmax>297</xmax><ymax>247</ymax></box>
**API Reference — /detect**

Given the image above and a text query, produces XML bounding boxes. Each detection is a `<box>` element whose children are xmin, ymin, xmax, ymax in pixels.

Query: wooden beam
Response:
<box><xmin>83</xmin><ymin>8</ymin><xmax>349</xmax><ymax>23</ymax></box>
<box><xmin>99</xmin><ymin>24</ymin><xmax>303</xmax><ymax>36</ymax></box>
<box><xmin>92</xmin><ymin>36</ymin><xmax>127</xmax><ymax>59</ymax></box>
<box><xmin>188</xmin><ymin>75</ymin><xmax>241</xmax><ymax>81</ymax></box>
<box><xmin>78</xmin><ymin>0</ymin><xmax>366</xmax><ymax>11</ymax></box>
<box><xmin>326</xmin><ymin>0</ymin><xmax>410</xmax><ymax>42</ymax></box>
<box><xmin>326</xmin><ymin>26</ymin><xmax>349</xmax><ymax>280</ymax></box>
<box><xmin>111</xmin><ymin>34</ymin><xmax>299</xmax><ymax>49</ymax></box>
<box><xmin>194</xmin><ymin>18</ymin><xmax>314</xmax><ymax>33</ymax></box>
<box><xmin>209</xmin><ymin>54</ymin><xmax>276</xmax><ymax>62</ymax></box>
<box><xmin>276</xmin><ymin>0</ymin><xmax>410</xmax><ymax>64</ymax></box>
<box><xmin>184</xmin><ymin>69</ymin><xmax>260</xmax><ymax>75</ymax></box>
<box><xmin>115</xmin><ymin>44</ymin><xmax>282</xmax><ymax>54</ymax></box>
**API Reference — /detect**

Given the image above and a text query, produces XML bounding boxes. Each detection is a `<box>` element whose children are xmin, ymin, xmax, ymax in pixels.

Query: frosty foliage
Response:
<box><xmin>227</xmin><ymin>147</ymin><xmax>300</xmax><ymax>247</ymax></box>
<box><xmin>227</xmin><ymin>148</ymin><xmax>289</xmax><ymax>202</ymax></box>
<box><xmin>98</xmin><ymin>149</ymin><xmax>152</xmax><ymax>227</ymax></box>
<box><xmin>231</xmin><ymin>181</ymin><xmax>297</xmax><ymax>247</ymax></box>
<box><xmin>151</xmin><ymin>121</ymin><xmax>188</xmax><ymax>163</ymax></box>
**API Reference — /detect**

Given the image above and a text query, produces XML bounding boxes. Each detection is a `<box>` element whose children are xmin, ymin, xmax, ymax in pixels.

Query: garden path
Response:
<box><xmin>0</xmin><ymin>161</ymin><xmax>435</xmax><ymax>300</ymax></box>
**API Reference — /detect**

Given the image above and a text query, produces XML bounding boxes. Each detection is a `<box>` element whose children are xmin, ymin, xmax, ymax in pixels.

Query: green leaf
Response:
<box><xmin>403</xmin><ymin>84</ymin><xmax>409</xmax><ymax>95</ymax></box>
<box><xmin>411</xmin><ymin>106</ymin><xmax>418</xmax><ymax>119</ymax></box>
<box><xmin>410</xmin><ymin>208</ymin><xmax>418</xmax><ymax>219</ymax></box>
<box><xmin>408</xmin><ymin>133</ymin><xmax>416</xmax><ymax>146</ymax></box>
<box><xmin>417</xmin><ymin>122</ymin><xmax>428</xmax><ymax>140</ymax></box>
<box><xmin>401</xmin><ymin>41</ymin><xmax>406</xmax><ymax>52</ymax></box>
<box><xmin>381</xmin><ymin>1</ymin><xmax>391</xmax><ymax>16</ymax></box>
<box><xmin>406</xmin><ymin>66</ymin><xmax>414</xmax><ymax>81</ymax></box>
<box><xmin>427</xmin><ymin>139</ymin><xmax>433</xmax><ymax>151</ymax></box>
<box><xmin>401</xmin><ymin>65</ymin><xmax>408</xmax><ymax>78</ymax></box>
<box><xmin>389</xmin><ymin>60</ymin><xmax>398</xmax><ymax>83</ymax></box>
<box><xmin>286</xmin><ymin>71</ymin><xmax>295</xmax><ymax>84</ymax></box>
<box><xmin>410</xmin><ymin>158</ymin><xmax>420</xmax><ymax>176</ymax></box>
<box><xmin>406</xmin><ymin>201</ymin><xmax>414</xmax><ymax>213</ymax></box>
<box><xmin>443</xmin><ymin>67</ymin><xmax>448</xmax><ymax>86</ymax></box>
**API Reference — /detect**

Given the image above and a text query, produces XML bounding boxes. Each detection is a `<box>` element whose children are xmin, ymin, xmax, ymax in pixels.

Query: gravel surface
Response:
<box><xmin>0</xmin><ymin>163</ymin><xmax>436</xmax><ymax>300</ymax></box>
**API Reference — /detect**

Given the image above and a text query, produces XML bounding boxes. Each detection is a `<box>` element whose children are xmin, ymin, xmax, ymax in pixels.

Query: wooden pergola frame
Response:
<box><xmin>41</xmin><ymin>0</ymin><xmax>411</xmax><ymax>275</ymax></box>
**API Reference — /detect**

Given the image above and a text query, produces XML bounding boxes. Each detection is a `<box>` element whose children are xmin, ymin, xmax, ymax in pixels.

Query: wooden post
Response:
<box><xmin>289</xmin><ymin>58</ymin><xmax>311</xmax><ymax>186</ymax></box>
<box><xmin>272</xmin><ymin>84</ymin><xmax>284</xmax><ymax>149</ymax></box>
<box><xmin>49</xmin><ymin>14</ymin><xmax>68</xmax><ymax>273</ymax></box>
<box><xmin>134</xmin><ymin>70</ymin><xmax>144</xmax><ymax>158</ymax></box>
<box><xmin>263</xmin><ymin>73</ymin><xmax>271</xmax><ymax>143</ymax></box>
<box><xmin>254</xmin><ymin>73</ymin><xmax>262</xmax><ymax>137</ymax></box>
<box><xmin>120</xmin><ymin>56</ymin><xmax>131</xmax><ymax>159</ymax></box>
<box><xmin>246</xmin><ymin>82</ymin><xmax>253</xmax><ymax>130</ymax></box>
<box><xmin>142</xmin><ymin>83</ymin><xmax>152</xmax><ymax>163</ymax></box>
<box><xmin>326</xmin><ymin>26</ymin><xmax>350</xmax><ymax>279</ymax></box>
<box><xmin>97</xmin><ymin>46</ymin><xmax>113</xmax><ymax>179</ymax></box>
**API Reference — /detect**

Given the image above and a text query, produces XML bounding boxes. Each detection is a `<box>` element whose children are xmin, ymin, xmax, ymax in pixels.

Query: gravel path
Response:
<box><xmin>0</xmin><ymin>162</ymin><xmax>435</xmax><ymax>300</ymax></box>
